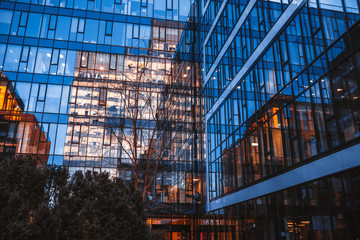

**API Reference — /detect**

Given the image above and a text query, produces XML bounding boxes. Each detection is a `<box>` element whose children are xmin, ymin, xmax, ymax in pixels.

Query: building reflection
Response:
<box><xmin>0</xmin><ymin>72</ymin><xmax>50</xmax><ymax>164</ymax></box>
<box><xmin>62</xmin><ymin>18</ymin><xmax>202</xmax><ymax>214</ymax></box>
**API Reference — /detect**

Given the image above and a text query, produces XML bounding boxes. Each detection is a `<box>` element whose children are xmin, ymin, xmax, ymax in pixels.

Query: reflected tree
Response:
<box><xmin>106</xmin><ymin>54</ymin><xmax>172</xmax><ymax>201</ymax></box>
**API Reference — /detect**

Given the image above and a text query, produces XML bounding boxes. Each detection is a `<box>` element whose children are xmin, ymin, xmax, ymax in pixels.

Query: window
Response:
<box><xmin>77</xmin><ymin>18</ymin><xmax>84</xmax><ymax>33</ymax></box>
<box><xmin>55</xmin><ymin>16</ymin><xmax>71</xmax><ymax>40</ymax></box>
<box><xmin>34</xmin><ymin>48</ymin><xmax>52</xmax><ymax>74</ymax></box>
<box><xmin>44</xmin><ymin>85</ymin><xmax>62</xmax><ymax>113</ymax></box>
<box><xmin>133</xmin><ymin>25</ymin><xmax>139</xmax><ymax>39</ymax></box>
<box><xmin>25</xmin><ymin>13</ymin><xmax>42</xmax><ymax>38</ymax></box>
<box><xmin>110</xmin><ymin>54</ymin><xmax>116</xmax><ymax>70</ymax></box>
<box><xmin>99</xmin><ymin>88</ymin><xmax>107</xmax><ymax>106</ymax></box>
<box><xmin>105</xmin><ymin>21</ymin><xmax>112</xmax><ymax>36</ymax></box>
<box><xmin>112</xmin><ymin>22</ymin><xmax>126</xmax><ymax>46</ymax></box>
<box><xmin>0</xmin><ymin>10</ymin><xmax>13</xmax><ymax>35</ymax></box>
<box><xmin>4</xmin><ymin>45</ymin><xmax>21</xmax><ymax>71</ymax></box>
<box><xmin>84</xmin><ymin>19</ymin><xmax>99</xmax><ymax>43</ymax></box>
<box><xmin>81</xmin><ymin>52</ymin><xmax>88</xmax><ymax>68</ymax></box>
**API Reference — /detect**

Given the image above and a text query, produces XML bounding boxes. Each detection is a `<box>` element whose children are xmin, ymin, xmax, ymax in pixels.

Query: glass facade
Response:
<box><xmin>200</xmin><ymin>167</ymin><xmax>360</xmax><ymax>240</ymax></box>
<box><xmin>0</xmin><ymin>0</ymin><xmax>202</xmax><ymax>237</ymax></box>
<box><xmin>202</xmin><ymin>0</ymin><xmax>360</xmax><ymax>239</ymax></box>
<box><xmin>205</xmin><ymin>0</ymin><xmax>360</xmax><ymax>200</ymax></box>
<box><xmin>1</xmin><ymin>0</ymin><xmax>360</xmax><ymax>239</ymax></box>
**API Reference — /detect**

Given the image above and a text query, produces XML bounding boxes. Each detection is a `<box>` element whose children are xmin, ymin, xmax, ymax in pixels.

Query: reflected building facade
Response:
<box><xmin>0</xmin><ymin>0</ymin><xmax>201</xmax><ymax>238</ymax></box>
<box><xmin>0</xmin><ymin>72</ymin><xmax>50</xmax><ymax>164</ymax></box>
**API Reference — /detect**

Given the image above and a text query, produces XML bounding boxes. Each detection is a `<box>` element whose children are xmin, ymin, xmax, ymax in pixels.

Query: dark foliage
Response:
<box><xmin>0</xmin><ymin>155</ymin><xmax>161</xmax><ymax>240</ymax></box>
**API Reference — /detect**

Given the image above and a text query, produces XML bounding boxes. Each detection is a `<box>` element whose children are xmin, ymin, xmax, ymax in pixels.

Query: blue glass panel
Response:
<box><xmin>25</xmin><ymin>13</ymin><xmax>43</xmax><ymax>38</ymax></box>
<box><xmin>34</xmin><ymin>48</ymin><xmax>52</xmax><ymax>74</ymax></box>
<box><xmin>101</xmin><ymin>0</ymin><xmax>114</xmax><ymax>13</ymax></box>
<box><xmin>44</xmin><ymin>84</ymin><xmax>61</xmax><ymax>113</ymax></box>
<box><xmin>10</xmin><ymin>11</ymin><xmax>20</xmax><ymax>36</ymax></box>
<box><xmin>55</xmin><ymin>124</ymin><xmax>67</xmax><ymax>154</ymax></box>
<box><xmin>65</xmin><ymin>50</ymin><xmax>76</xmax><ymax>76</ymax></box>
<box><xmin>0</xmin><ymin>44</ymin><xmax>6</xmax><ymax>70</ymax></box>
<box><xmin>112</xmin><ymin>22</ymin><xmax>126</xmax><ymax>46</ymax></box>
<box><xmin>15</xmin><ymin>82</ymin><xmax>31</xmax><ymax>111</ymax></box>
<box><xmin>154</xmin><ymin>0</ymin><xmax>166</xmax><ymax>19</ymax></box>
<box><xmin>0</xmin><ymin>9</ymin><xmax>13</xmax><ymax>35</ymax></box>
<box><xmin>84</xmin><ymin>19</ymin><xmax>99</xmax><ymax>43</ymax></box>
<box><xmin>179</xmin><ymin>0</ymin><xmax>190</xmax><ymax>21</ymax></box>
<box><xmin>4</xmin><ymin>45</ymin><xmax>21</xmax><ymax>71</ymax></box>
<box><xmin>74</xmin><ymin>0</ymin><xmax>87</xmax><ymax>10</ymax></box>
<box><xmin>27</xmin><ymin>83</ymin><xmax>38</xmax><ymax>112</ymax></box>
<box><xmin>46</xmin><ymin>0</ymin><xmax>60</xmax><ymax>7</ymax></box>
<box><xmin>60</xmin><ymin>85</ymin><xmax>69</xmax><ymax>114</ymax></box>
<box><xmin>130</xmin><ymin>0</ymin><xmax>141</xmax><ymax>16</ymax></box>
<box><xmin>55</xmin><ymin>16</ymin><xmax>71</xmax><ymax>40</ymax></box>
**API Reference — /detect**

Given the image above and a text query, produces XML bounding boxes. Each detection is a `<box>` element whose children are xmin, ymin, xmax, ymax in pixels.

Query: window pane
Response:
<box><xmin>101</xmin><ymin>1</ymin><xmax>114</xmax><ymax>12</ymax></box>
<box><xmin>4</xmin><ymin>45</ymin><xmax>22</xmax><ymax>72</ymax></box>
<box><xmin>25</xmin><ymin>13</ymin><xmax>42</xmax><ymax>38</ymax></box>
<box><xmin>44</xmin><ymin>85</ymin><xmax>62</xmax><ymax>113</ymax></box>
<box><xmin>55</xmin><ymin>16</ymin><xmax>71</xmax><ymax>40</ymax></box>
<box><xmin>65</xmin><ymin>50</ymin><xmax>76</xmax><ymax>76</ymax></box>
<box><xmin>154</xmin><ymin>0</ymin><xmax>166</xmax><ymax>19</ymax></box>
<box><xmin>0</xmin><ymin>44</ymin><xmax>6</xmax><ymax>70</ymax></box>
<box><xmin>35</xmin><ymin>48</ymin><xmax>52</xmax><ymax>74</ymax></box>
<box><xmin>15</xmin><ymin>82</ymin><xmax>31</xmax><ymax>111</ymax></box>
<box><xmin>74</xmin><ymin>0</ymin><xmax>87</xmax><ymax>9</ymax></box>
<box><xmin>0</xmin><ymin>10</ymin><xmax>13</xmax><ymax>35</ymax></box>
<box><xmin>112</xmin><ymin>22</ymin><xmax>126</xmax><ymax>46</ymax></box>
<box><xmin>84</xmin><ymin>19</ymin><xmax>99</xmax><ymax>43</ymax></box>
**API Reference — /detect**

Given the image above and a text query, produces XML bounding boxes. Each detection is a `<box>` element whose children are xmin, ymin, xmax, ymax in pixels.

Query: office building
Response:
<box><xmin>0</xmin><ymin>0</ymin><xmax>201</xmax><ymax>238</ymax></box>
<box><xmin>1</xmin><ymin>0</ymin><xmax>360</xmax><ymax>239</ymax></box>
<box><xmin>201</xmin><ymin>0</ymin><xmax>360</xmax><ymax>239</ymax></box>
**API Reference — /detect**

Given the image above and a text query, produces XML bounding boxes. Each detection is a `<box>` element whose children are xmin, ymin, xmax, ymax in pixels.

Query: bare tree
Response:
<box><xmin>106</xmin><ymin>55</ymin><xmax>172</xmax><ymax>201</ymax></box>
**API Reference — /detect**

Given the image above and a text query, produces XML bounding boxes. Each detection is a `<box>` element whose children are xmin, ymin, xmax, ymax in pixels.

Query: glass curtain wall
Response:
<box><xmin>0</xmin><ymin>0</ymin><xmax>201</xmax><ymax>222</ymax></box>
<box><xmin>205</xmin><ymin>0</ymin><xmax>360</xmax><ymax>200</ymax></box>
<box><xmin>200</xmin><ymin>167</ymin><xmax>360</xmax><ymax>240</ymax></box>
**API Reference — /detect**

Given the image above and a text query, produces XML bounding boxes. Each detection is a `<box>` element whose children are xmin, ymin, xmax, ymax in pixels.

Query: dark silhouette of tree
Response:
<box><xmin>0</xmin><ymin>156</ymin><xmax>63</xmax><ymax>239</ymax></box>
<box><xmin>0</xmin><ymin>155</ymin><xmax>162</xmax><ymax>240</ymax></box>
<box><xmin>55</xmin><ymin>170</ymin><xmax>153</xmax><ymax>240</ymax></box>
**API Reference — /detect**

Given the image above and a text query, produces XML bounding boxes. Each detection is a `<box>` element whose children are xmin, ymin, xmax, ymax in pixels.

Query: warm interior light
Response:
<box><xmin>337</xmin><ymin>88</ymin><xmax>343</xmax><ymax>92</ymax></box>
<box><xmin>251</xmin><ymin>143</ymin><xmax>258</xmax><ymax>147</ymax></box>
